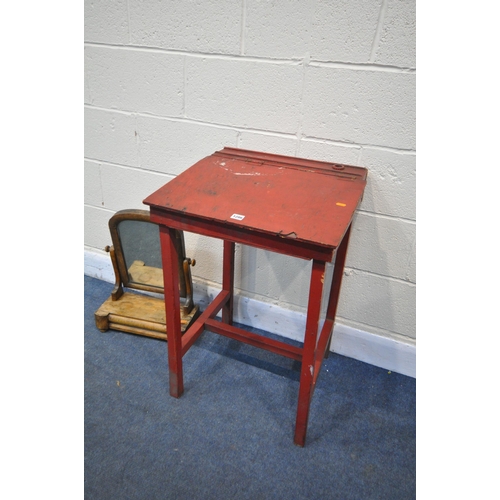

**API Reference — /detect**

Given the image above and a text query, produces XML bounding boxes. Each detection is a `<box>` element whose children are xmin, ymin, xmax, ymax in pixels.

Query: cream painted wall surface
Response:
<box><xmin>84</xmin><ymin>0</ymin><xmax>416</xmax><ymax>359</ymax></box>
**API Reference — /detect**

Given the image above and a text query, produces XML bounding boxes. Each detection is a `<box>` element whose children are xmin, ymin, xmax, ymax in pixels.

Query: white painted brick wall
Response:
<box><xmin>84</xmin><ymin>108</ymin><xmax>139</xmax><ymax>166</ymax></box>
<box><xmin>185</xmin><ymin>58</ymin><xmax>303</xmax><ymax>132</ymax></box>
<box><xmin>85</xmin><ymin>46</ymin><xmax>185</xmax><ymax>116</ymax></box>
<box><xmin>136</xmin><ymin>116</ymin><xmax>239</xmax><ymax>176</ymax></box>
<box><xmin>245</xmin><ymin>0</ymin><xmax>382</xmax><ymax>61</ymax></box>
<box><xmin>84</xmin><ymin>0</ymin><xmax>416</xmax><ymax>345</ymax></box>
<box><xmin>359</xmin><ymin>148</ymin><xmax>416</xmax><ymax>220</ymax></box>
<box><xmin>84</xmin><ymin>0</ymin><xmax>129</xmax><ymax>44</ymax></box>
<box><xmin>128</xmin><ymin>0</ymin><xmax>241</xmax><ymax>54</ymax></box>
<box><xmin>374</xmin><ymin>0</ymin><xmax>416</xmax><ymax>67</ymax></box>
<box><xmin>340</xmin><ymin>269</ymin><xmax>416</xmax><ymax>338</ymax></box>
<box><xmin>302</xmin><ymin>67</ymin><xmax>415</xmax><ymax>150</ymax></box>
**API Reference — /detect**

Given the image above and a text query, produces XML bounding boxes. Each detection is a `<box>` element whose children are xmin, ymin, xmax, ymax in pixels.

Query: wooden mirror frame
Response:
<box><xmin>107</xmin><ymin>209</ymin><xmax>194</xmax><ymax>314</ymax></box>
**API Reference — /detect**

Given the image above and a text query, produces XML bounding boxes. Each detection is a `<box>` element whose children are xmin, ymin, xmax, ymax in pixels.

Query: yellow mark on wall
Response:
<box><xmin>336</xmin><ymin>202</ymin><xmax>346</xmax><ymax>207</ymax></box>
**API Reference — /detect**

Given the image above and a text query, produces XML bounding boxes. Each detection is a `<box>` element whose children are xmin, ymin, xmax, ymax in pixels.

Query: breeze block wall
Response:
<box><xmin>84</xmin><ymin>0</ymin><xmax>416</xmax><ymax>367</ymax></box>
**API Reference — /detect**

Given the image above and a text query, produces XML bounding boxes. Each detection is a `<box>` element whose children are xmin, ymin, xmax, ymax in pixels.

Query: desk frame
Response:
<box><xmin>151</xmin><ymin>207</ymin><xmax>352</xmax><ymax>447</ymax></box>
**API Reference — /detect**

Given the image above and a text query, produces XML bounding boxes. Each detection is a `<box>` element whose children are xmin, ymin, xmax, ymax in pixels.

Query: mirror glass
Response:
<box><xmin>117</xmin><ymin>219</ymin><xmax>164</xmax><ymax>289</ymax></box>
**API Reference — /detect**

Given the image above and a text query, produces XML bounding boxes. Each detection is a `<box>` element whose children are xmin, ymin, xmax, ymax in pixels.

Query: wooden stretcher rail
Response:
<box><xmin>181</xmin><ymin>290</ymin><xmax>230</xmax><ymax>356</ymax></box>
<box><xmin>205</xmin><ymin>319</ymin><xmax>303</xmax><ymax>362</ymax></box>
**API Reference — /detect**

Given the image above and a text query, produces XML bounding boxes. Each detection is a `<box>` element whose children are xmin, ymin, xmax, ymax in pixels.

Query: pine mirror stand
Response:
<box><xmin>94</xmin><ymin>209</ymin><xmax>199</xmax><ymax>340</ymax></box>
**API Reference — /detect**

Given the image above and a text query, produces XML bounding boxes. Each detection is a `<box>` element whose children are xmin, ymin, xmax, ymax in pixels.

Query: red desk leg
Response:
<box><xmin>159</xmin><ymin>226</ymin><xmax>184</xmax><ymax>398</ymax></box>
<box><xmin>294</xmin><ymin>258</ymin><xmax>326</xmax><ymax>447</ymax></box>
<box><xmin>293</xmin><ymin>225</ymin><xmax>351</xmax><ymax>446</ymax></box>
<box><xmin>222</xmin><ymin>241</ymin><xmax>235</xmax><ymax>326</ymax></box>
<box><xmin>325</xmin><ymin>224</ymin><xmax>352</xmax><ymax>357</ymax></box>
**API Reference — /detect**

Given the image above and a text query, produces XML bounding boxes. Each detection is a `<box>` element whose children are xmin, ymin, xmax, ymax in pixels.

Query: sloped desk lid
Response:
<box><xmin>143</xmin><ymin>148</ymin><xmax>367</xmax><ymax>251</ymax></box>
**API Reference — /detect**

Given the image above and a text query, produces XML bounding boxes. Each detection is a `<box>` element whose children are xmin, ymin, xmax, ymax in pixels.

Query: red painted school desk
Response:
<box><xmin>143</xmin><ymin>147</ymin><xmax>367</xmax><ymax>446</ymax></box>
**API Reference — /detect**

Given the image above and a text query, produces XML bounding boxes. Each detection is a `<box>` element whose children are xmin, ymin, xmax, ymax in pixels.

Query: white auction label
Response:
<box><xmin>230</xmin><ymin>214</ymin><xmax>245</xmax><ymax>221</ymax></box>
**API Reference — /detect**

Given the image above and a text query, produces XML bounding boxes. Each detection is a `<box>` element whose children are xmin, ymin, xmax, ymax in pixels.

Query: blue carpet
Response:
<box><xmin>85</xmin><ymin>275</ymin><xmax>415</xmax><ymax>499</ymax></box>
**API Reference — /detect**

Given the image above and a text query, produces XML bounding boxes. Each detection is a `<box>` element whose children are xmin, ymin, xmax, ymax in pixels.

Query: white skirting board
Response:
<box><xmin>84</xmin><ymin>249</ymin><xmax>416</xmax><ymax>378</ymax></box>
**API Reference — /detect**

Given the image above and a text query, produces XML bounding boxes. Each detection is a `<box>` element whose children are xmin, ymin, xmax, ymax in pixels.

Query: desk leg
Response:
<box><xmin>159</xmin><ymin>226</ymin><xmax>184</xmax><ymax>398</ymax></box>
<box><xmin>222</xmin><ymin>241</ymin><xmax>235</xmax><ymax>326</ymax></box>
<box><xmin>325</xmin><ymin>224</ymin><xmax>352</xmax><ymax>357</ymax></box>
<box><xmin>294</xmin><ymin>259</ymin><xmax>326</xmax><ymax>447</ymax></box>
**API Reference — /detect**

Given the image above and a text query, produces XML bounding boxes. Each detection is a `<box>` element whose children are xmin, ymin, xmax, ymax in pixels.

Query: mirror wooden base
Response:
<box><xmin>95</xmin><ymin>291</ymin><xmax>200</xmax><ymax>341</ymax></box>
